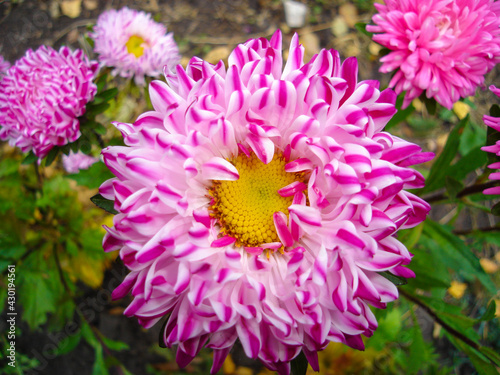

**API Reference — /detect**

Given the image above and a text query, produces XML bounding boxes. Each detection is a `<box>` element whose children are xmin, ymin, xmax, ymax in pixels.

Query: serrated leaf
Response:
<box><xmin>407</xmin><ymin>316</ymin><xmax>427</xmax><ymax>374</ymax></box>
<box><xmin>446</xmin><ymin>333</ymin><xmax>499</xmax><ymax>375</ymax></box>
<box><xmin>91</xmin><ymin>194</ymin><xmax>118</xmax><ymax>215</ymax></box>
<box><xmin>421</xmin><ymin>116</ymin><xmax>468</xmax><ymax>194</ymax></box>
<box><xmin>290</xmin><ymin>350</ymin><xmax>308</xmax><ymax>375</ymax></box>
<box><xmin>21</xmin><ymin>151</ymin><xmax>37</xmax><ymax>165</ymax></box>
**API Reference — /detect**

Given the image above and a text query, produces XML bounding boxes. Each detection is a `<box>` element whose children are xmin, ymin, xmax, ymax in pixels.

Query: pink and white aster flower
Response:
<box><xmin>482</xmin><ymin>85</ymin><xmax>500</xmax><ymax>195</ymax></box>
<box><xmin>367</xmin><ymin>0</ymin><xmax>500</xmax><ymax>109</ymax></box>
<box><xmin>62</xmin><ymin>150</ymin><xmax>99</xmax><ymax>174</ymax></box>
<box><xmin>100</xmin><ymin>31</ymin><xmax>433</xmax><ymax>374</ymax></box>
<box><xmin>0</xmin><ymin>55</ymin><xmax>10</xmax><ymax>76</ymax></box>
<box><xmin>0</xmin><ymin>46</ymin><xmax>98</xmax><ymax>159</ymax></box>
<box><xmin>91</xmin><ymin>7</ymin><xmax>180</xmax><ymax>86</ymax></box>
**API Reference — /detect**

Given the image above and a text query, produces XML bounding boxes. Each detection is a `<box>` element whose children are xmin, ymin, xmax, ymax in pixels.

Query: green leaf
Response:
<box><xmin>407</xmin><ymin>316</ymin><xmax>427</xmax><ymax>374</ymax></box>
<box><xmin>98</xmin><ymin>334</ymin><xmax>129</xmax><ymax>351</ymax></box>
<box><xmin>95</xmin><ymin>74</ymin><xmax>108</xmax><ymax>94</ymax></box>
<box><xmin>290</xmin><ymin>350</ymin><xmax>308</xmax><ymax>375</ymax></box>
<box><xmin>421</xmin><ymin>95</ymin><xmax>437</xmax><ymax>115</ymax></box>
<box><xmin>445</xmin><ymin>333</ymin><xmax>499</xmax><ymax>375</ymax></box>
<box><xmin>92</xmin><ymin>345</ymin><xmax>110</xmax><ymax>375</ymax></box>
<box><xmin>87</xmin><ymin>101</ymin><xmax>111</xmax><ymax>115</ymax></box>
<box><xmin>479</xmin><ymin>301</ymin><xmax>497</xmax><ymax>321</ymax></box>
<box><xmin>354</xmin><ymin>22</ymin><xmax>373</xmax><ymax>37</ymax></box>
<box><xmin>67</xmin><ymin>162</ymin><xmax>114</xmax><ymax>189</ymax></box>
<box><xmin>21</xmin><ymin>151</ymin><xmax>37</xmax><ymax>165</ymax></box>
<box><xmin>380</xmin><ymin>271</ymin><xmax>408</xmax><ymax>286</ymax></box>
<box><xmin>91</xmin><ymin>194</ymin><xmax>118</xmax><ymax>215</ymax></box>
<box><xmin>367</xmin><ymin>307</ymin><xmax>402</xmax><ymax>350</ymax></box>
<box><xmin>385</xmin><ymin>94</ymin><xmax>415</xmax><ymax>131</ymax></box>
<box><xmin>44</xmin><ymin>147</ymin><xmax>59</xmax><ymax>167</ymax></box>
<box><xmin>17</xmin><ymin>253</ymin><xmax>62</xmax><ymax>330</ymax></box>
<box><xmin>445</xmin><ymin>175</ymin><xmax>464</xmax><ymax>199</ymax></box>
<box><xmin>459</xmin><ymin>120</ymin><xmax>487</xmax><ymax>156</ymax></box>
<box><xmin>421</xmin><ymin>115</ymin><xmax>468</xmax><ymax>194</ymax></box>
<box><xmin>56</xmin><ymin>330</ymin><xmax>82</xmax><ymax>355</ymax></box>
<box><xmin>491</xmin><ymin>201</ymin><xmax>500</xmax><ymax>216</ymax></box>
<box><xmin>96</xmin><ymin>88</ymin><xmax>118</xmax><ymax>103</ymax></box>
<box><xmin>423</xmin><ymin>219</ymin><xmax>496</xmax><ymax>294</ymax></box>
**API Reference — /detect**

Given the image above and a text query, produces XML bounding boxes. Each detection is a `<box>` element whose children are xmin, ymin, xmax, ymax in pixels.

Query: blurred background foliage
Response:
<box><xmin>0</xmin><ymin>0</ymin><xmax>499</xmax><ymax>374</ymax></box>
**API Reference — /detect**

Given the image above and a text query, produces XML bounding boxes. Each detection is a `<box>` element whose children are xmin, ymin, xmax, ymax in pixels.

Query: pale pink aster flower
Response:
<box><xmin>62</xmin><ymin>150</ymin><xmax>99</xmax><ymax>173</ymax></box>
<box><xmin>100</xmin><ymin>31</ymin><xmax>433</xmax><ymax>374</ymax></box>
<box><xmin>91</xmin><ymin>7</ymin><xmax>180</xmax><ymax>85</ymax></box>
<box><xmin>0</xmin><ymin>55</ymin><xmax>10</xmax><ymax>76</ymax></box>
<box><xmin>0</xmin><ymin>46</ymin><xmax>98</xmax><ymax>159</ymax></box>
<box><xmin>482</xmin><ymin>85</ymin><xmax>500</xmax><ymax>195</ymax></box>
<box><xmin>367</xmin><ymin>0</ymin><xmax>500</xmax><ymax>109</ymax></box>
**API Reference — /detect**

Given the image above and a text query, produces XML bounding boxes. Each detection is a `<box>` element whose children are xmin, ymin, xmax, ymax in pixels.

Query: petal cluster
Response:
<box><xmin>91</xmin><ymin>7</ymin><xmax>180</xmax><ymax>85</ymax></box>
<box><xmin>62</xmin><ymin>151</ymin><xmax>99</xmax><ymax>173</ymax></box>
<box><xmin>0</xmin><ymin>46</ymin><xmax>98</xmax><ymax>159</ymax></box>
<box><xmin>100</xmin><ymin>31</ymin><xmax>432</xmax><ymax>374</ymax></box>
<box><xmin>367</xmin><ymin>0</ymin><xmax>500</xmax><ymax>109</ymax></box>
<box><xmin>482</xmin><ymin>85</ymin><xmax>500</xmax><ymax>195</ymax></box>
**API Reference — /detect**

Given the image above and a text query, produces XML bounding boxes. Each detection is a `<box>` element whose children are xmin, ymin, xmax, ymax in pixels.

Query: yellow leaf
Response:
<box><xmin>480</xmin><ymin>258</ymin><xmax>499</xmax><ymax>274</ymax></box>
<box><xmin>60</xmin><ymin>0</ymin><xmax>82</xmax><ymax>18</ymax></box>
<box><xmin>495</xmin><ymin>300</ymin><xmax>500</xmax><ymax>318</ymax></box>
<box><xmin>448</xmin><ymin>280</ymin><xmax>467</xmax><ymax>299</ymax></box>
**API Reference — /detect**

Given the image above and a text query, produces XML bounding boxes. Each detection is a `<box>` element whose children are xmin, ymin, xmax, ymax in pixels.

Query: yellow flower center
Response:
<box><xmin>209</xmin><ymin>152</ymin><xmax>306</xmax><ymax>248</ymax></box>
<box><xmin>126</xmin><ymin>35</ymin><xmax>146</xmax><ymax>58</ymax></box>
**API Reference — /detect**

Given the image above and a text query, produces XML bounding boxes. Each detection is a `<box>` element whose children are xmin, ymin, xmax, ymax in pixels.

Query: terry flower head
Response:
<box><xmin>91</xmin><ymin>7</ymin><xmax>180</xmax><ymax>85</ymax></box>
<box><xmin>482</xmin><ymin>85</ymin><xmax>500</xmax><ymax>195</ymax></box>
<box><xmin>62</xmin><ymin>150</ymin><xmax>99</xmax><ymax>174</ymax></box>
<box><xmin>367</xmin><ymin>0</ymin><xmax>500</xmax><ymax>109</ymax></box>
<box><xmin>0</xmin><ymin>46</ymin><xmax>98</xmax><ymax>159</ymax></box>
<box><xmin>100</xmin><ymin>31</ymin><xmax>433</xmax><ymax>374</ymax></box>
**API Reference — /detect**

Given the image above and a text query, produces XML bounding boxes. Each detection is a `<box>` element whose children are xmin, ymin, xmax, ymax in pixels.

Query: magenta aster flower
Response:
<box><xmin>0</xmin><ymin>46</ymin><xmax>98</xmax><ymax>159</ymax></box>
<box><xmin>482</xmin><ymin>85</ymin><xmax>500</xmax><ymax>195</ymax></box>
<box><xmin>100</xmin><ymin>31</ymin><xmax>433</xmax><ymax>374</ymax></box>
<box><xmin>91</xmin><ymin>7</ymin><xmax>180</xmax><ymax>85</ymax></box>
<box><xmin>367</xmin><ymin>0</ymin><xmax>500</xmax><ymax>109</ymax></box>
<box><xmin>62</xmin><ymin>150</ymin><xmax>99</xmax><ymax>173</ymax></box>
<box><xmin>0</xmin><ymin>55</ymin><xmax>10</xmax><ymax>76</ymax></box>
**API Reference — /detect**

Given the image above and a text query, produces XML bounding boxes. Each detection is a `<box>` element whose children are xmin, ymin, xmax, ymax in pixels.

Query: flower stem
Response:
<box><xmin>422</xmin><ymin>181</ymin><xmax>499</xmax><ymax>203</ymax></box>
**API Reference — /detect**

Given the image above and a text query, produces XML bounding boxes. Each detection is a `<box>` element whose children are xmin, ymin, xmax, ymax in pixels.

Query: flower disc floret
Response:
<box><xmin>100</xmin><ymin>30</ymin><xmax>433</xmax><ymax>375</ymax></box>
<box><xmin>210</xmin><ymin>152</ymin><xmax>306</xmax><ymax>248</ymax></box>
<box><xmin>91</xmin><ymin>7</ymin><xmax>180</xmax><ymax>85</ymax></box>
<box><xmin>0</xmin><ymin>46</ymin><xmax>98</xmax><ymax>158</ymax></box>
<box><xmin>367</xmin><ymin>0</ymin><xmax>500</xmax><ymax>109</ymax></box>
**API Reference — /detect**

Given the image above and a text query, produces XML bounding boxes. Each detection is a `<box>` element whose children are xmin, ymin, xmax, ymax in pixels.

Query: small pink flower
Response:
<box><xmin>0</xmin><ymin>46</ymin><xmax>98</xmax><ymax>159</ymax></box>
<box><xmin>62</xmin><ymin>151</ymin><xmax>99</xmax><ymax>173</ymax></box>
<box><xmin>482</xmin><ymin>85</ymin><xmax>500</xmax><ymax>195</ymax></box>
<box><xmin>367</xmin><ymin>0</ymin><xmax>500</xmax><ymax>109</ymax></box>
<box><xmin>100</xmin><ymin>31</ymin><xmax>433</xmax><ymax>374</ymax></box>
<box><xmin>91</xmin><ymin>7</ymin><xmax>180</xmax><ymax>85</ymax></box>
<box><xmin>0</xmin><ymin>55</ymin><xmax>10</xmax><ymax>76</ymax></box>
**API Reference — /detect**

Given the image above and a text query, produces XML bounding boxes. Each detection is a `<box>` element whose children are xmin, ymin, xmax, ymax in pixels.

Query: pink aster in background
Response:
<box><xmin>482</xmin><ymin>85</ymin><xmax>500</xmax><ymax>195</ymax></box>
<box><xmin>0</xmin><ymin>55</ymin><xmax>10</xmax><ymax>76</ymax></box>
<box><xmin>367</xmin><ymin>0</ymin><xmax>500</xmax><ymax>109</ymax></box>
<box><xmin>91</xmin><ymin>7</ymin><xmax>180</xmax><ymax>85</ymax></box>
<box><xmin>100</xmin><ymin>31</ymin><xmax>433</xmax><ymax>374</ymax></box>
<box><xmin>62</xmin><ymin>150</ymin><xmax>99</xmax><ymax>174</ymax></box>
<box><xmin>0</xmin><ymin>46</ymin><xmax>98</xmax><ymax>159</ymax></box>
